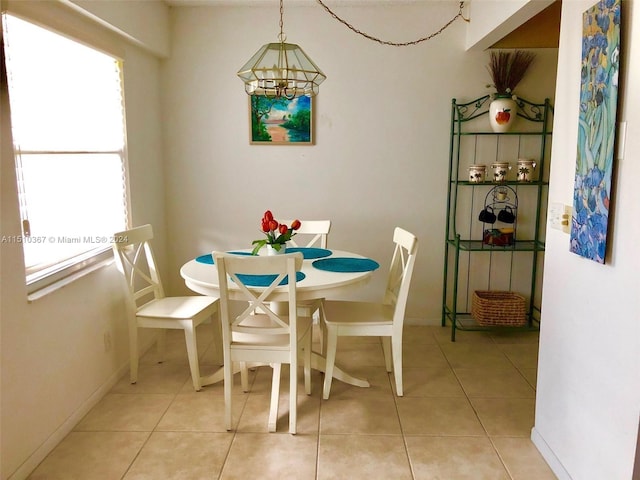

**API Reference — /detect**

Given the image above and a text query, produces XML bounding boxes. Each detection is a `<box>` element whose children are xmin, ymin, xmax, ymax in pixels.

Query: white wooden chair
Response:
<box><xmin>321</xmin><ymin>227</ymin><xmax>418</xmax><ymax>399</ymax></box>
<box><xmin>214</xmin><ymin>251</ymin><xmax>312</xmax><ymax>434</ymax></box>
<box><xmin>282</xmin><ymin>219</ymin><xmax>331</xmax><ymax>349</ymax></box>
<box><xmin>112</xmin><ymin>224</ymin><xmax>219</xmax><ymax>392</ymax></box>
<box><xmin>282</xmin><ymin>219</ymin><xmax>331</xmax><ymax>249</ymax></box>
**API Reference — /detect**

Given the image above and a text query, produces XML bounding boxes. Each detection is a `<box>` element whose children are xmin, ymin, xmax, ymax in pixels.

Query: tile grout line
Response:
<box><xmin>218</xmin><ymin>374</ymin><xmax>251</xmax><ymax>479</ymax></box>
<box><xmin>395</xmin><ymin>329</ymin><xmax>444</xmax><ymax>479</ymax></box>
<box><xmin>487</xmin><ymin>435</ymin><xmax>517</xmax><ymax>480</ymax></box>
<box><xmin>315</xmin><ymin>368</ymin><xmax>323</xmax><ymax>480</ymax></box>
<box><xmin>435</xmin><ymin>334</ymin><xmax>516</xmax><ymax>479</ymax></box>
<box><xmin>118</xmin><ymin>372</ymin><xmax>186</xmax><ymax>479</ymax></box>
<box><xmin>30</xmin><ymin>327</ymin><xmax>546</xmax><ymax>478</ymax></box>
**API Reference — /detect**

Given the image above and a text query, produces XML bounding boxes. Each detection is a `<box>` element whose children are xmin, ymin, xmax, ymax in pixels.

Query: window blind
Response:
<box><xmin>2</xmin><ymin>13</ymin><xmax>130</xmax><ymax>292</ymax></box>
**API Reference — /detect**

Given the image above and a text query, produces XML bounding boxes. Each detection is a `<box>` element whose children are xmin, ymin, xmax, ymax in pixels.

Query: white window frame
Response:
<box><xmin>2</xmin><ymin>11</ymin><xmax>131</xmax><ymax>299</ymax></box>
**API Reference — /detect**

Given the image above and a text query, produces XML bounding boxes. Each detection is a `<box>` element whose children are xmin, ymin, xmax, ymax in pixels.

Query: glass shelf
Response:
<box><xmin>446</xmin><ymin>239</ymin><xmax>545</xmax><ymax>251</ymax></box>
<box><xmin>442</xmin><ymin>309</ymin><xmax>541</xmax><ymax>332</ymax></box>
<box><xmin>456</xmin><ymin>131</ymin><xmax>553</xmax><ymax>136</ymax></box>
<box><xmin>452</xmin><ymin>180</ymin><xmax>550</xmax><ymax>186</ymax></box>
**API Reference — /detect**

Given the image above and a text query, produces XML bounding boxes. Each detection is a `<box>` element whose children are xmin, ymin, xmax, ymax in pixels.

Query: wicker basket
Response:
<box><xmin>471</xmin><ymin>290</ymin><xmax>526</xmax><ymax>326</ymax></box>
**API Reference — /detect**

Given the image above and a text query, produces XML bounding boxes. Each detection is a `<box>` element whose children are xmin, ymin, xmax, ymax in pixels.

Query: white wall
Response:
<box><xmin>5</xmin><ymin>0</ymin><xmax>638</xmax><ymax>477</ymax></box>
<box><xmin>161</xmin><ymin>4</ymin><xmax>558</xmax><ymax>323</ymax></box>
<box><xmin>69</xmin><ymin>0</ymin><xmax>170</xmax><ymax>57</ymax></box>
<box><xmin>0</xmin><ymin>2</ymin><xmax>561</xmax><ymax>478</ymax></box>
<box><xmin>0</xmin><ymin>2</ymin><xmax>170</xmax><ymax>479</ymax></box>
<box><xmin>533</xmin><ymin>0</ymin><xmax>640</xmax><ymax>478</ymax></box>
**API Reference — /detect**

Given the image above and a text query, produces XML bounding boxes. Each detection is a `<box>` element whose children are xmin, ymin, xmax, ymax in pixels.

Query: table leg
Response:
<box><xmin>311</xmin><ymin>352</ymin><xmax>370</xmax><ymax>388</ymax></box>
<box><xmin>275</xmin><ymin>301</ymin><xmax>370</xmax><ymax>388</ymax></box>
<box><xmin>201</xmin><ymin>301</ymin><xmax>370</xmax><ymax>389</ymax></box>
<box><xmin>199</xmin><ymin>364</ymin><xmax>243</xmax><ymax>387</ymax></box>
<box><xmin>200</xmin><ymin>367</ymin><xmax>224</xmax><ymax>387</ymax></box>
<box><xmin>200</xmin><ymin>355</ymin><xmax>370</xmax><ymax>388</ymax></box>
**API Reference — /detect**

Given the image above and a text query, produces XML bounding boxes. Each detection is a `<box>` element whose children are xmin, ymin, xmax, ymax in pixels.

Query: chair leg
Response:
<box><xmin>224</xmin><ymin>357</ymin><xmax>232</xmax><ymax>431</ymax></box>
<box><xmin>211</xmin><ymin>310</ymin><xmax>223</xmax><ymax>365</ymax></box>
<box><xmin>240</xmin><ymin>362</ymin><xmax>250</xmax><ymax>392</ymax></box>
<box><xmin>157</xmin><ymin>329</ymin><xmax>167</xmax><ymax>363</ymax></box>
<box><xmin>381</xmin><ymin>336</ymin><xmax>392</xmax><ymax>372</ymax></box>
<box><xmin>318</xmin><ymin>300</ymin><xmax>327</xmax><ymax>356</ymax></box>
<box><xmin>129</xmin><ymin>322</ymin><xmax>139</xmax><ymax>384</ymax></box>
<box><xmin>268</xmin><ymin>364</ymin><xmax>281</xmax><ymax>433</ymax></box>
<box><xmin>183</xmin><ymin>324</ymin><xmax>202</xmax><ymax>392</ymax></box>
<box><xmin>322</xmin><ymin>327</ymin><xmax>338</xmax><ymax>400</ymax></box>
<box><xmin>392</xmin><ymin>334</ymin><xmax>403</xmax><ymax>396</ymax></box>
<box><xmin>289</xmin><ymin>357</ymin><xmax>297</xmax><ymax>435</ymax></box>
<box><xmin>304</xmin><ymin>335</ymin><xmax>312</xmax><ymax>396</ymax></box>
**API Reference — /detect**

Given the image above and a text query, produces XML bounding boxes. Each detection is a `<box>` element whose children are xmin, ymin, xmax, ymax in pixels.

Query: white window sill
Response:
<box><xmin>27</xmin><ymin>256</ymin><xmax>114</xmax><ymax>302</ymax></box>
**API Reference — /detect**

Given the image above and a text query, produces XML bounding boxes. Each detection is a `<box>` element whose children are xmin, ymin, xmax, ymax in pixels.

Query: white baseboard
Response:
<box><xmin>7</xmin><ymin>336</ymin><xmax>157</xmax><ymax>480</ymax></box>
<box><xmin>531</xmin><ymin>427</ymin><xmax>572</xmax><ymax>480</ymax></box>
<box><xmin>8</xmin><ymin>361</ymin><xmax>129</xmax><ymax>480</ymax></box>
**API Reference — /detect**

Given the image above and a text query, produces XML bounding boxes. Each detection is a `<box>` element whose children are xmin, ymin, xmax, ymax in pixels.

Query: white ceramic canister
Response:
<box><xmin>517</xmin><ymin>158</ymin><xmax>537</xmax><ymax>182</ymax></box>
<box><xmin>468</xmin><ymin>164</ymin><xmax>487</xmax><ymax>183</ymax></box>
<box><xmin>491</xmin><ymin>162</ymin><xmax>511</xmax><ymax>182</ymax></box>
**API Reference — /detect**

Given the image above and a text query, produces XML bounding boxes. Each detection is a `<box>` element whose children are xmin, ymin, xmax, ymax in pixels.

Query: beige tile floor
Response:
<box><xmin>28</xmin><ymin>325</ymin><xmax>557</xmax><ymax>479</ymax></box>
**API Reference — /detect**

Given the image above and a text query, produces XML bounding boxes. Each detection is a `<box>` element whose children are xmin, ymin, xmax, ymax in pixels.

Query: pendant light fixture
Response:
<box><xmin>237</xmin><ymin>0</ymin><xmax>326</xmax><ymax>99</ymax></box>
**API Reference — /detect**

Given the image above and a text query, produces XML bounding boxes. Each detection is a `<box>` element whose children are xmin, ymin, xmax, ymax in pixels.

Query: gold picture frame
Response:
<box><xmin>249</xmin><ymin>95</ymin><xmax>313</xmax><ymax>145</ymax></box>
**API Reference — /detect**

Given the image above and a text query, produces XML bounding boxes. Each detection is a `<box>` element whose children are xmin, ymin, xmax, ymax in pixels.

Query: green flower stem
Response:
<box><xmin>251</xmin><ymin>229</ymin><xmax>296</xmax><ymax>255</ymax></box>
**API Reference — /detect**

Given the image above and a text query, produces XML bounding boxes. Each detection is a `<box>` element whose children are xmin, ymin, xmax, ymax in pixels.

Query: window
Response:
<box><xmin>2</xmin><ymin>14</ymin><xmax>129</xmax><ymax>294</ymax></box>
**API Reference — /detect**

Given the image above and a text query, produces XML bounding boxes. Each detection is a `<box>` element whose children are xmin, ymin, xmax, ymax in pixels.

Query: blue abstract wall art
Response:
<box><xmin>570</xmin><ymin>0</ymin><xmax>620</xmax><ymax>264</ymax></box>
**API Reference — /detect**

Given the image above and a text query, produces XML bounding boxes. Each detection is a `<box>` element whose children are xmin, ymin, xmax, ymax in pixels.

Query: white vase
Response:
<box><xmin>489</xmin><ymin>96</ymin><xmax>517</xmax><ymax>132</ymax></box>
<box><xmin>266</xmin><ymin>244</ymin><xmax>286</xmax><ymax>255</ymax></box>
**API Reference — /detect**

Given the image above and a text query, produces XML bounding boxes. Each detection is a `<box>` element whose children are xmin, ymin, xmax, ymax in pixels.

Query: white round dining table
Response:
<box><xmin>180</xmin><ymin>248</ymin><xmax>379</xmax><ymax>389</ymax></box>
<box><xmin>180</xmin><ymin>249</ymin><xmax>375</xmax><ymax>302</ymax></box>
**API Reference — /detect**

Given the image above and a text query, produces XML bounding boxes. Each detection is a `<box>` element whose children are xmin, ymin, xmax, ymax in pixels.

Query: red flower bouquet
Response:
<box><xmin>251</xmin><ymin>210</ymin><xmax>301</xmax><ymax>255</ymax></box>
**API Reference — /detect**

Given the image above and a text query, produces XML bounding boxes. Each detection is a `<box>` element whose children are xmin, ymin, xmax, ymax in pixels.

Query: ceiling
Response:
<box><xmin>165</xmin><ymin>0</ymin><xmax>431</xmax><ymax>5</ymax></box>
<box><xmin>490</xmin><ymin>0</ymin><xmax>561</xmax><ymax>49</ymax></box>
<box><xmin>164</xmin><ymin>0</ymin><xmax>562</xmax><ymax>49</ymax></box>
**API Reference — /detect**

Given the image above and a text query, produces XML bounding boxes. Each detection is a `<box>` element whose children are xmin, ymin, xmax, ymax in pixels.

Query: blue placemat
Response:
<box><xmin>235</xmin><ymin>271</ymin><xmax>305</xmax><ymax>287</ymax></box>
<box><xmin>195</xmin><ymin>251</ymin><xmax>252</xmax><ymax>265</ymax></box>
<box><xmin>312</xmin><ymin>257</ymin><xmax>380</xmax><ymax>273</ymax></box>
<box><xmin>285</xmin><ymin>247</ymin><xmax>332</xmax><ymax>259</ymax></box>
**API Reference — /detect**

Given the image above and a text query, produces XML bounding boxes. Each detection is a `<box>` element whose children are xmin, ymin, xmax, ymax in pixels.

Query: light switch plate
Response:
<box><xmin>549</xmin><ymin>202</ymin><xmax>572</xmax><ymax>234</ymax></box>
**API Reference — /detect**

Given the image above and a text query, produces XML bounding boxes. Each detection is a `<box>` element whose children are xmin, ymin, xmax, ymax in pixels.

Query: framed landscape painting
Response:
<box><xmin>249</xmin><ymin>95</ymin><xmax>313</xmax><ymax>145</ymax></box>
<box><xmin>570</xmin><ymin>0</ymin><xmax>620</xmax><ymax>264</ymax></box>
